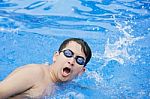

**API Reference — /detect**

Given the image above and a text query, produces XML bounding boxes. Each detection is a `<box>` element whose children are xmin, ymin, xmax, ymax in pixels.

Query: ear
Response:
<box><xmin>78</xmin><ymin>67</ymin><xmax>86</xmax><ymax>76</ymax></box>
<box><xmin>53</xmin><ymin>51</ymin><xmax>59</xmax><ymax>62</ymax></box>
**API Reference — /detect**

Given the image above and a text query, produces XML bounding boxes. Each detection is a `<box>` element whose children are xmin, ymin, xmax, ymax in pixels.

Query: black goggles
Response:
<box><xmin>60</xmin><ymin>49</ymin><xmax>86</xmax><ymax>65</ymax></box>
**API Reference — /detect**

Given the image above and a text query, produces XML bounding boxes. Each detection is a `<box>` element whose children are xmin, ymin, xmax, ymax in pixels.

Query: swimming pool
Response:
<box><xmin>0</xmin><ymin>0</ymin><xmax>150</xmax><ymax>98</ymax></box>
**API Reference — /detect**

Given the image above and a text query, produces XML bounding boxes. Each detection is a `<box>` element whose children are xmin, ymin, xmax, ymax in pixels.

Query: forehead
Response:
<box><xmin>63</xmin><ymin>41</ymin><xmax>85</xmax><ymax>57</ymax></box>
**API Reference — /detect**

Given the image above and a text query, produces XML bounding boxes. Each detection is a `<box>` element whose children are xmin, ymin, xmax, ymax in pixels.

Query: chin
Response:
<box><xmin>61</xmin><ymin>78</ymin><xmax>70</xmax><ymax>82</ymax></box>
<box><xmin>60</xmin><ymin>76</ymin><xmax>73</xmax><ymax>82</ymax></box>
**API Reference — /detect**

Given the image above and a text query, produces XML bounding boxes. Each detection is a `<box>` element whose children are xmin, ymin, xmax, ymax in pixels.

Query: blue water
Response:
<box><xmin>0</xmin><ymin>0</ymin><xmax>150</xmax><ymax>98</ymax></box>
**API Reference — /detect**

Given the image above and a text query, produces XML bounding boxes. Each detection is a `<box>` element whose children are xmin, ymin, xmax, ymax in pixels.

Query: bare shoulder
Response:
<box><xmin>18</xmin><ymin>64</ymin><xmax>49</xmax><ymax>75</ymax></box>
<box><xmin>17</xmin><ymin>64</ymin><xmax>48</xmax><ymax>70</ymax></box>
<box><xmin>0</xmin><ymin>64</ymin><xmax>50</xmax><ymax>98</ymax></box>
<box><xmin>21</xmin><ymin>64</ymin><xmax>47</xmax><ymax>69</ymax></box>
<box><xmin>6</xmin><ymin>64</ymin><xmax>49</xmax><ymax>81</ymax></box>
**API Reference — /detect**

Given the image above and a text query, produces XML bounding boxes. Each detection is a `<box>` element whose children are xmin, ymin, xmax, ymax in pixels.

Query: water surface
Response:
<box><xmin>0</xmin><ymin>0</ymin><xmax>150</xmax><ymax>98</ymax></box>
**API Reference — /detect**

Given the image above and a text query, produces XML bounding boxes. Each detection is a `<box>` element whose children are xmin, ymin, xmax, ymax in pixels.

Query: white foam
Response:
<box><xmin>0</xmin><ymin>27</ymin><xmax>19</xmax><ymax>33</ymax></box>
<box><xmin>66</xmin><ymin>92</ymin><xmax>85</xmax><ymax>99</ymax></box>
<box><xmin>92</xmin><ymin>15</ymin><xmax>144</xmax><ymax>65</ymax></box>
<box><xmin>86</xmin><ymin>70</ymin><xmax>103</xmax><ymax>84</ymax></box>
<box><xmin>103</xmin><ymin>18</ymin><xmax>144</xmax><ymax>64</ymax></box>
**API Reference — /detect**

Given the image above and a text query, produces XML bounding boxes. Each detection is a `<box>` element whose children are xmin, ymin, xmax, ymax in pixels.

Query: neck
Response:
<box><xmin>48</xmin><ymin>64</ymin><xmax>60</xmax><ymax>83</ymax></box>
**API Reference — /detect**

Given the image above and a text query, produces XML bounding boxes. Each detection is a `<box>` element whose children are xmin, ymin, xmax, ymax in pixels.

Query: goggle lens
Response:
<box><xmin>61</xmin><ymin>49</ymin><xmax>85</xmax><ymax>65</ymax></box>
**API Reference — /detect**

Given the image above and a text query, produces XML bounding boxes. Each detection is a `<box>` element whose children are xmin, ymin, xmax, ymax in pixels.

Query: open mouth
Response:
<box><xmin>62</xmin><ymin>67</ymin><xmax>71</xmax><ymax>77</ymax></box>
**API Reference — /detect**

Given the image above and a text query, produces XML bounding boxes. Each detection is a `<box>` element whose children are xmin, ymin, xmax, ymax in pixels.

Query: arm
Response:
<box><xmin>0</xmin><ymin>64</ymin><xmax>41</xmax><ymax>98</ymax></box>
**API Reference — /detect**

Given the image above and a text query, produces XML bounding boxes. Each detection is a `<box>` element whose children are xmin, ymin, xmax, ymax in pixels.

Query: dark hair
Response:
<box><xmin>58</xmin><ymin>38</ymin><xmax>92</xmax><ymax>66</ymax></box>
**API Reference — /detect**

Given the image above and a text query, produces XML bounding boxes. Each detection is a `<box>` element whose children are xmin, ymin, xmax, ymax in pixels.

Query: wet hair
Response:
<box><xmin>58</xmin><ymin>38</ymin><xmax>92</xmax><ymax>66</ymax></box>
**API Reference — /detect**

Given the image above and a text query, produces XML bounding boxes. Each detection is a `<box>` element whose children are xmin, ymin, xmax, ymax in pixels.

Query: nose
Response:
<box><xmin>68</xmin><ymin>57</ymin><xmax>75</xmax><ymax>66</ymax></box>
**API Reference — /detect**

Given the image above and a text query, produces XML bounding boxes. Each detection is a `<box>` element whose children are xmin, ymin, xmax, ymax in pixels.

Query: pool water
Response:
<box><xmin>0</xmin><ymin>0</ymin><xmax>150</xmax><ymax>98</ymax></box>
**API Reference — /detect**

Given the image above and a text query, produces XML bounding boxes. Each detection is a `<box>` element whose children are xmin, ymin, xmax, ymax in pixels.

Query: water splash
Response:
<box><xmin>103</xmin><ymin>16</ymin><xmax>144</xmax><ymax>65</ymax></box>
<box><xmin>86</xmin><ymin>70</ymin><xmax>102</xmax><ymax>84</ymax></box>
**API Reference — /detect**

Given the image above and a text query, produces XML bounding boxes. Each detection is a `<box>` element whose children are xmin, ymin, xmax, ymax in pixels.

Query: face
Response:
<box><xmin>52</xmin><ymin>41</ymin><xmax>86</xmax><ymax>82</ymax></box>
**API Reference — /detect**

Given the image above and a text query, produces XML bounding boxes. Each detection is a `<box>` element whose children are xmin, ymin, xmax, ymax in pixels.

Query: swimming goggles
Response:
<box><xmin>60</xmin><ymin>49</ymin><xmax>85</xmax><ymax>65</ymax></box>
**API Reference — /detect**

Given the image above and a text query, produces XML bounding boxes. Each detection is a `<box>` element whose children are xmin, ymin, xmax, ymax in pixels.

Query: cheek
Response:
<box><xmin>73</xmin><ymin>67</ymin><xmax>82</xmax><ymax>74</ymax></box>
<box><xmin>56</xmin><ymin>56</ymin><xmax>66</xmax><ymax>63</ymax></box>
